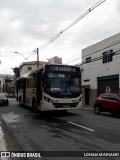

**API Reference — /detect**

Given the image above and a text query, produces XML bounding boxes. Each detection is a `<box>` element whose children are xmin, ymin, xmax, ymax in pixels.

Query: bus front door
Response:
<box><xmin>36</xmin><ymin>72</ymin><xmax>42</xmax><ymax>109</ymax></box>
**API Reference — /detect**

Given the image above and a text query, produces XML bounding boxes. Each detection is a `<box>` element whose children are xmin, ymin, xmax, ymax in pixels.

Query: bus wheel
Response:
<box><xmin>19</xmin><ymin>96</ymin><xmax>22</xmax><ymax>106</ymax></box>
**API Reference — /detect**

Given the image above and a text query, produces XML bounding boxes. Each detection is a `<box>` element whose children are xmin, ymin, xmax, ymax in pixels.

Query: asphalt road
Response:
<box><xmin>0</xmin><ymin>98</ymin><xmax>120</xmax><ymax>160</ymax></box>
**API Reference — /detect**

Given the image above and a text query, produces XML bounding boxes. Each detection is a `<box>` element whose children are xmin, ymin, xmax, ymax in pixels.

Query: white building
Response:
<box><xmin>0</xmin><ymin>75</ymin><xmax>5</xmax><ymax>92</ymax></box>
<box><xmin>81</xmin><ymin>32</ymin><xmax>120</xmax><ymax>107</ymax></box>
<box><xmin>19</xmin><ymin>61</ymin><xmax>48</xmax><ymax>76</ymax></box>
<box><xmin>48</xmin><ymin>56</ymin><xmax>62</xmax><ymax>64</ymax></box>
<box><xmin>18</xmin><ymin>57</ymin><xmax>62</xmax><ymax>76</ymax></box>
<box><xmin>0</xmin><ymin>74</ymin><xmax>14</xmax><ymax>92</ymax></box>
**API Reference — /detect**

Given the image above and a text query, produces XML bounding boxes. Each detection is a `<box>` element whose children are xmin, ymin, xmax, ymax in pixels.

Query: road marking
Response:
<box><xmin>68</xmin><ymin>121</ymin><xmax>95</xmax><ymax>132</ymax></box>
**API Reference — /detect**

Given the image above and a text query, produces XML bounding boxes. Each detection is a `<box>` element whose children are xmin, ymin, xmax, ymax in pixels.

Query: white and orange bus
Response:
<box><xmin>16</xmin><ymin>64</ymin><xmax>82</xmax><ymax>111</ymax></box>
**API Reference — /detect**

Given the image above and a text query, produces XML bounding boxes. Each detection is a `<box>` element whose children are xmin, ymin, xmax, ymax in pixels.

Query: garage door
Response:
<box><xmin>97</xmin><ymin>75</ymin><xmax>119</xmax><ymax>96</ymax></box>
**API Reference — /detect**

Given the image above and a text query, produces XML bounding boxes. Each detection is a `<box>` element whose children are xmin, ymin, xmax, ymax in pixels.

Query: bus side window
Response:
<box><xmin>26</xmin><ymin>79</ymin><xmax>36</xmax><ymax>88</ymax></box>
<box><xmin>18</xmin><ymin>79</ymin><xmax>24</xmax><ymax>89</ymax></box>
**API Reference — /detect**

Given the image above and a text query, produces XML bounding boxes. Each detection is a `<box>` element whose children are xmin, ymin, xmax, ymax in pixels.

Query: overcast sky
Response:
<box><xmin>0</xmin><ymin>0</ymin><xmax>120</xmax><ymax>75</ymax></box>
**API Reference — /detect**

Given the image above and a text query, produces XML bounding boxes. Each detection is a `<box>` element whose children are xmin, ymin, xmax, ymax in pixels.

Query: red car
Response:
<box><xmin>94</xmin><ymin>93</ymin><xmax>120</xmax><ymax>115</ymax></box>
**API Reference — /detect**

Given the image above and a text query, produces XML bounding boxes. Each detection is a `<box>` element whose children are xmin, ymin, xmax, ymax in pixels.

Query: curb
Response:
<box><xmin>0</xmin><ymin>125</ymin><xmax>9</xmax><ymax>160</ymax></box>
<box><xmin>80</xmin><ymin>107</ymin><xmax>93</xmax><ymax>110</ymax></box>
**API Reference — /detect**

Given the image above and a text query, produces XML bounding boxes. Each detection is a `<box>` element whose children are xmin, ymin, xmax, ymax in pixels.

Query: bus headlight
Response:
<box><xmin>72</xmin><ymin>100</ymin><xmax>78</xmax><ymax>103</ymax></box>
<box><xmin>44</xmin><ymin>96</ymin><xmax>53</xmax><ymax>104</ymax></box>
<box><xmin>72</xmin><ymin>98</ymin><xmax>82</xmax><ymax>104</ymax></box>
<box><xmin>49</xmin><ymin>100</ymin><xmax>53</xmax><ymax>104</ymax></box>
<box><xmin>78</xmin><ymin>97</ymin><xmax>82</xmax><ymax>103</ymax></box>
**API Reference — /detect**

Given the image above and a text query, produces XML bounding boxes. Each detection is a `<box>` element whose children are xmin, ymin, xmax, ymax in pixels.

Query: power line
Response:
<box><xmin>27</xmin><ymin>12</ymin><xmax>120</xmax><ymax>65</ymax></box>
<box><xmin>22</xmin><ymin>50</ymin><xmax>36</xmax><ymax>63</ymax></box>
<box><xmin>38</xmin><ymin>0</ymin><xmax>106</xmax><ymax>51</ymax></box>
<box><xmin>21</xmin><ymin>0</ymin><xmax>106</xmax><ymax>63</ymax></box>
<box><xmin>66</xmin><ymin>38</ymin><xmax>120</xmax><ymax>65</ymax></box>
<box><xmin>77</xmin><ymin>50</ymin><xmax>120</xmax><ymax>72</ymax></box>
<box><xmin>75</xmin><ymin>49</ymin><xmax>120</xmax><ymax>67</ymax></box>
<box><xmin>48</xmin><ymin>14</ymin><xmax>120</xmax><ymax>65</ymax></box>
<box><xmin>82</xmin><ymin>40</ymin><xmax>120</xmax><ymax>58</ymax></box>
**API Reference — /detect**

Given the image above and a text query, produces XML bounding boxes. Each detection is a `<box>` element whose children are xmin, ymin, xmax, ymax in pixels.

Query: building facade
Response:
<box><xmin>13</xmin><ymin>56</ymin><xmax>62</xmax><ymax>77</ymax></box>
<box><xmin>48</xmin><ymin>56</ymin><xmax>62</xmax><ymax>64</ymax></box>
<box><xmin>0</xmin><ymin>74</ymin><xmax>5</xmax><ymax>92</ymax></box>
<box><xmin>81</xmin><ymin>32</ymin><xmax>120</xmax><ymax>107</ymax></box>
<box><xmin>19</xmin><ymin>61</ymin><xmax>48</xmax><ymax>76</ymax></box>
<box><xmin>0</xmin><ymin>74</ymin><xmax>14</xmax><ymax>94</ymax></box>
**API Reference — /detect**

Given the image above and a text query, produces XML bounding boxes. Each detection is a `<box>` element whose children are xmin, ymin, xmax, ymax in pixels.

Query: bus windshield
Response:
<box><xmin>44</xmin><ymin>73</ymin><xmax>81</xmax><ymax>93</ymax></box>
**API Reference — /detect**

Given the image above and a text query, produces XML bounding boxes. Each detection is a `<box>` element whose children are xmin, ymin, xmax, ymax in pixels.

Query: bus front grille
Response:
<box><xmin>53</xmin><ymin>103</ymin><xmax>78</xmax><ymax>108</ymax></box>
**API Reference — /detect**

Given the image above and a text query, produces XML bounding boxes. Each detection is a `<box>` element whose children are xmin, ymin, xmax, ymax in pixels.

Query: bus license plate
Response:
<box><xmin>63</xmin><ymin>105</ymin><xmax>69</xmax><ymax>108</ymax></box>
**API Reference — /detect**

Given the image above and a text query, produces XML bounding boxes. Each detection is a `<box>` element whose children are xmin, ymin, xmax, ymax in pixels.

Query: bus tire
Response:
<box><xmin>19</xmin><ymin>96</ymin><xmax>22</xmax><ymax>106</ymax></box>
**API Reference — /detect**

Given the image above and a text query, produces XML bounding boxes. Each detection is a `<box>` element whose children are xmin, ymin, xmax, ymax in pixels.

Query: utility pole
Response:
<box><xmin>36</xmin><ymin>48</ymin><xmax>39</xmax><ymax>67</ymax></box>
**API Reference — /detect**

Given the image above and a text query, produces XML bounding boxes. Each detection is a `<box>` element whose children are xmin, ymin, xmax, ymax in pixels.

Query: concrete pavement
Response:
<box><xmin>0</xmin><ymin>124</ymin><xmax>9</xmax><ymax>160</ymax></box>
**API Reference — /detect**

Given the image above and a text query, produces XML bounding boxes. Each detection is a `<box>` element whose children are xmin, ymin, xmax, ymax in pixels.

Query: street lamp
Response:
<box><xmin>14</xmin><ymin>52</ymin><xmax>26</xmax><ymax>60</ymax></box>
<box><xmin>14</xmin><ymin>49</ymin><xmax>39</xmax><ymax>67</ymax></box>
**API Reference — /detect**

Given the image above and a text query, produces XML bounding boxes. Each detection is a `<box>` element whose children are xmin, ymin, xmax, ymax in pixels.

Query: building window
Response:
<box><xmin>84</xmin><ymin>79</ymin><xmax>90</xmax><ymax>82</ymax></box>
<box><xmin>86</xmin><ymin>57</ymin><xmax>91</xmax><ymax>63</ymax></box>
<box><xmin>103</xmin><ymin>50</ymin><xmax>113</xmax><ymax>64</ymax></box>
<box><xmin>28</xmin><ymin>67</ymin><xmax>32</xmax><ymax>71</ymax></box>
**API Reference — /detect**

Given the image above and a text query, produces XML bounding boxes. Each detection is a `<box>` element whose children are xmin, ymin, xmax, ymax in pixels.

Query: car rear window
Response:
<box><xmin>0</xmin><ymin>93</ymin><xmax>6</xmax><ymax>98</ymax></box>
<box><xmin>109</xmin><ymin>95</ymin><xmax>119</xmax><ymax>101</ymax></box>
<box><xmin>101</xmin><ymin>95</ymin><xmax>109</xmax><ymax>99</ymax></box>
<box><xmin>100</xmin><ymin>94</ymin><xmax>120</xmax><ymax>101</ymax></box>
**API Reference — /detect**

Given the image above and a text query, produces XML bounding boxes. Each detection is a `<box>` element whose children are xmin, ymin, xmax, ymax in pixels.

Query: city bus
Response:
<box><xmin>16</xmin><ymin>64</ymin><xmax>82</xmax><ymax>111</ymax></box>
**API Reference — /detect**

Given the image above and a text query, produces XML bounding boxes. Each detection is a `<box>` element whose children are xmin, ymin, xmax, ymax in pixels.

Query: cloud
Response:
<box><xmin>0</xmin><ymin>0</ymin><xmax>96</xmax><ymax>40</ymax></box>
<box><xmin>0</xmin><ymin>0</ymin><xmax>120</xmax><ymax>74</ymax></box>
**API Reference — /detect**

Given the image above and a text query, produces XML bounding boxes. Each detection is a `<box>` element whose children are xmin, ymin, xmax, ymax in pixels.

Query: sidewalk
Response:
<box><xmin>0</xmin><ymin>124</ymin><xmax>9</xmax><ymax>160</ymax></box>
<box><xmin>80</xmin><ymin>106</ymin><xmax>94</xmax><ymax>110</ymax></box>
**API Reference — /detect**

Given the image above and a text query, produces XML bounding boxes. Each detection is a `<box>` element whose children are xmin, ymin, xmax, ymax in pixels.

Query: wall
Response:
<box><xmin>20</xmin><ymin>64</ymin><xmax>36</xmax><ymax>76</ymax></box>
<box><xmin>81</xmin><ymin>33</ymin><xmax>120</xmax><ymax>107</ymax></box>
<box><xmin>48</xmin><ymin>56</ymin><xmax>62</xmax><ymax>64</ymax></box>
